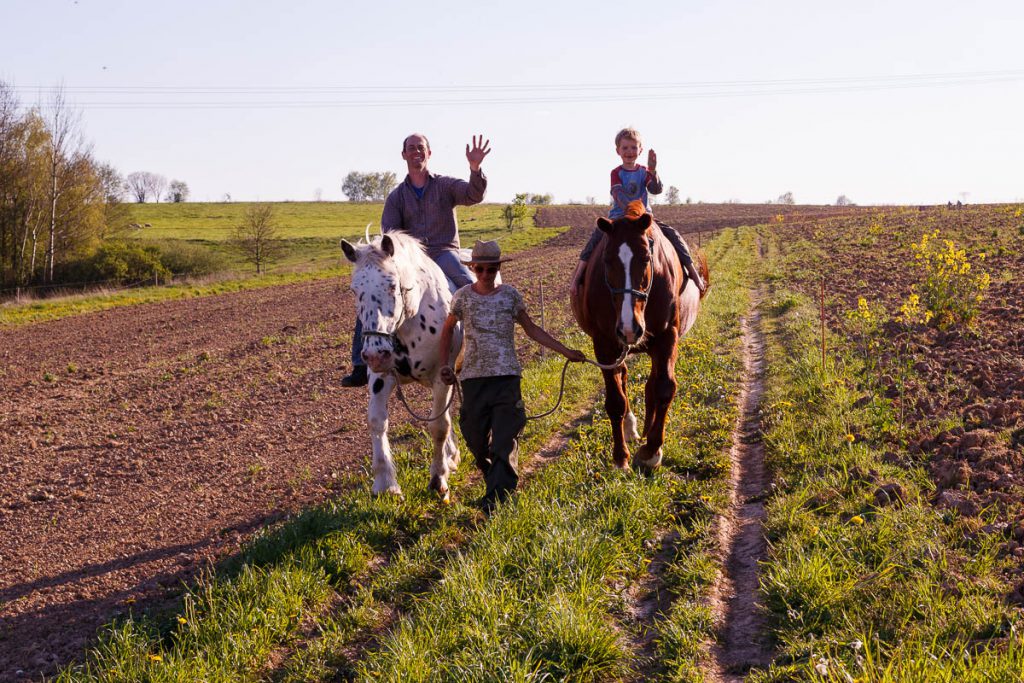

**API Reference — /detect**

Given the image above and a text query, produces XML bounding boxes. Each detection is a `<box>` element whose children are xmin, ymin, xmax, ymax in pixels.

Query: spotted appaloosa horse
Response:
<box><xmin>571</xmin><ymin>211</ymin><xmax>709</xmax><ymax>470</ymax></box>
<box><xmin>340</xmin><ymin>231</ymin><xmax>461</xmax><ymax>499</ymax></box>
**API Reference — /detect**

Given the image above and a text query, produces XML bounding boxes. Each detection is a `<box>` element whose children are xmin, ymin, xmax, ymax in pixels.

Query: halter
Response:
<box><xmin>605</xmin><ymin>234</ymin><xmax>656</xmax><ymax>302</ymax></box>
<box><xmin>361</xmin><ymin>284</ymin><xmax>414</xmax><ymax>345</ymax></box>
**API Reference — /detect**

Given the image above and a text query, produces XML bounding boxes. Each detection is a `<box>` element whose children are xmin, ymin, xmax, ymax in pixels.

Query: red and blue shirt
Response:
<box><xmin>609</xmin><ymin>164</ymin><xmax>662</xmax><ymax>218</ymax></box>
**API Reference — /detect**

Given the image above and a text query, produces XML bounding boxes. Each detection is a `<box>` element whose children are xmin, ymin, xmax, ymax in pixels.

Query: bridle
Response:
<box><xmin>604</xmin><ymin>234</ymin><xmax>655</xmax><ymax>302</ymax></box>
<box><xmin>361</xmin><ymin>283</ymin><xmax>414</xmax><ymax>346</ymax></box>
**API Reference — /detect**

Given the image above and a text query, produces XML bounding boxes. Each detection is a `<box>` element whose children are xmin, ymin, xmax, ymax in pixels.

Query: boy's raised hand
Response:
<box><xmin>647</xmin><ymin>148</ymin><xmax>657</xmax><ymax>172</ymax></box>
<box><xmin>466</xmin><ymin>135</ymin><xmax>491</xmax><ymax>171</ymax></box>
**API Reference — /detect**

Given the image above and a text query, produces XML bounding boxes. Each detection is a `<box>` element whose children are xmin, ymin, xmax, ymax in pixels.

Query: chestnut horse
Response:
<box><xmin>572</xmin><ymin>211</ymin><xmax>709</xmax><ymax>469</ymax></box>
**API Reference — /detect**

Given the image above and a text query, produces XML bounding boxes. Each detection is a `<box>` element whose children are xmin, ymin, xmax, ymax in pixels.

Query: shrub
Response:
<box><xmin>909</xmin><ymin>230</ymin><xmax>990</xmax><ymax>330</ymax></box>
<box><xmin>147</xmin><ymin>240</ymin><xmax>229</xmax><ymax>277</ymax></box>
<box><xmin>57</xmin><ymin>240</ymin><xmax>170</xmax><ymax>286</ymax></box>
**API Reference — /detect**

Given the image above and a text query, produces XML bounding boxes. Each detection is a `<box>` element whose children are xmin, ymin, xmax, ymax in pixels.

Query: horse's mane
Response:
<box><xmin>357</xmin><ymin>230</ymin><xmax>429</xmax><ymax>271</ymax></box>
<box><xmin>354</xmin><ymin>230</ymin><xmax>449</xmax><ymax>297</ymax></box>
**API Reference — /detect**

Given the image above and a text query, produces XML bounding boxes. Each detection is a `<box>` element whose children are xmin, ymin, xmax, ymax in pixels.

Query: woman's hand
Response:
<box><xmin>440</xmin><ymin>366</ymin><xmax>457</xmax><ymax>385</ymax></box>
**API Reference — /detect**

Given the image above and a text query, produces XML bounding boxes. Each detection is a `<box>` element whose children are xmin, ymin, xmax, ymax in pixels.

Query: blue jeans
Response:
<box><xmin>351</xmin><ymin>249</ymin><xmax>473</xmax><ymax>366</ymax></box>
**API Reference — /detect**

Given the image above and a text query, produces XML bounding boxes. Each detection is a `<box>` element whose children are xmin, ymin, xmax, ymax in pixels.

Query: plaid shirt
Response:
<box><xmin>381</xmin><ymin>169</ymin><xmax>487</xmax><ymax>258</ymax></box>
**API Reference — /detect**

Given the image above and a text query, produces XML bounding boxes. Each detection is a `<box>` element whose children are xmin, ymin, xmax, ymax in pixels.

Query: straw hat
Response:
<box><xmin>461</xmin><ymin>239</ymin><xmax>513</xmax><ymax>265</ymax></box>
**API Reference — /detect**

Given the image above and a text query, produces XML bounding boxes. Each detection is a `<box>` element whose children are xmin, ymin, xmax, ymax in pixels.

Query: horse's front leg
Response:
<box><xmin>427</xmin><ymin>379</ymin><xmax>458</xmax><ymax>503</ymax></box>
<box><xmin>600</xmin><ymin>362</ymin><xmax>631</xmax><ymax>469</ymax></box>
<box><xmin>636</xmin><ymin>336</ymin><xmax>679</xmax><ymax>471</ymax></box>
<box><xmin>368</xmin><ymin>372</ymin><xmax>402</xmax><ymax>495</ymax></box>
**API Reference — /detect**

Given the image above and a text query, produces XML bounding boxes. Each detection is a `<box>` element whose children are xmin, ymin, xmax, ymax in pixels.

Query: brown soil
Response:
<box><xmin>0</xmin><ymin>228</ymin><xmax>586</xmax><ymax>681</ymax></box>
<box><xmin>775</xmin><ymin>204</ymin><xmax>1024</xmax><ymax>592</ymax></box>
<box><xmin>0</xmin><ymin>203</ymin><xmax>870</xmax><ymax>680</ymax></box>
<box><xmin>706</xmin><ymin>291</ymin><xmax>773</xmax><ymax>681</ymax></box>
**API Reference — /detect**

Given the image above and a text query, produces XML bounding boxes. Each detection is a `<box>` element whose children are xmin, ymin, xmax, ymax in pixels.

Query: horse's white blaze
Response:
<box><xmin>618</xmin><ymin>242</ymin><xmax>634</xmax><ymax>335</ymax></box>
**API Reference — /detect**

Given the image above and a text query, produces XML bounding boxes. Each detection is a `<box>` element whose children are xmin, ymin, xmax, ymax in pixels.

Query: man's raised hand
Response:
<box><xmin>466</xmin><ymin>135</ymin><xmax>491</xmax><ymax>171</ymax></box>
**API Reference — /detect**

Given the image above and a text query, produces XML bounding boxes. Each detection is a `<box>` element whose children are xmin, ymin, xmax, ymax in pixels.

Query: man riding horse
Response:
<box><xmin>342</xmin><ymin>132</ymin><xmax>491</xmax><ymax>387</ymax></box>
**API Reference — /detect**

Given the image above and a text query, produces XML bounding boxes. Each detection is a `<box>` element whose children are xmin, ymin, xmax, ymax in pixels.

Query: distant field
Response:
<box><xmin>127</xmin><ymin>202</ymin><xmax>510</xmax><ymax>241</ymax></box>
<box><xmin>0</xmin><ymin>203</ymin><xmax>568</xmax><ymax>325</ymax></box>
<box><xmin>126</xmin><ymin>202</ymin><xmax>544</xmax><ymax>273</ymax></box>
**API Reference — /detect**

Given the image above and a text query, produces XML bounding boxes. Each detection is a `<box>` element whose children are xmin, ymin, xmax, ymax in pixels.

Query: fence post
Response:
<box><xmin>539</xmin><ymin>282</ymin><xmax>546</xmax><ymax>356</ymax></box>
<box><xmin>820</xmin><ymin>277</ymin><xmax>826</xmax><ymax>373</ymax></box>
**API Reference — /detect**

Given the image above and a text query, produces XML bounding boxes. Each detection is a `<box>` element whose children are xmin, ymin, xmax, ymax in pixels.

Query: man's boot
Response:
<box><xmin>341</xmin><ymin>364</ymin><xmax>368</xmax><ymax>387</ymax></box>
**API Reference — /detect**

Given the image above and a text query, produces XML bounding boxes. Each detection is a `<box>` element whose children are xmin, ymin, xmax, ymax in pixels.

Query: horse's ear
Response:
<box><xmin>381</xmin><ymin>235</ymin><xmax>395</xmax><ymax>257</ymax></box>
<box><xmin>597</xmin><ymin>217</ymin><xmax>613</xmax><ymax>234</ymax></box>
<box><xmin>635</xmin><ymin>213</ymin><xmax>653</xmax><ymax>231</ymax></box>
<box><xmin>340</xmin><ymin>239</ymin><xmax>358</xmax><ymax>263</ymax></box>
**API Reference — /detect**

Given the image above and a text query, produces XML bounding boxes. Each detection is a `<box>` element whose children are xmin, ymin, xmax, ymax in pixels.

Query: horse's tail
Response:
<box><xmin>694</xmin><ymin>247</ymin><xmax>710</xmax><ymax>299</ymax></box>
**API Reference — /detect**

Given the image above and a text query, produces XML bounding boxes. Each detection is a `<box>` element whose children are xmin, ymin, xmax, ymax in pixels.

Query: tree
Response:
<box><xmin>124</xmin><ymin>171</ymin><xmax>167</xmax><ymax>203</ymax></box>
<box><xmin>367</xmin><ymin>172</ymin><xmax>397</xmax><ymax>201</ymax></box>
<box><xmin>124</xmin><ymin>172</ymin><xmax>149</xmax><ymax>203</ymax></box>
<box><xmin>776</xmin><ymin>191</ymin><xmax>795</xmax><ymax>205</ymax></box>
<box><xmin>0</xmin><ymin>81</ymin><xmax>110</xmax><ymax>288</ymax></box>
<box><xmin>166</xmin><ymin>179</ymin><xmax>189</xmax><ymax>203</ymax></box>
<box><xmin>836</xmin><ymin>195</ymin><xmax>854</xmax><ymax>206</ymax></box>
<box><xmin>341</xmin><ymin>171</ymin><xmax>367</xmax><ymax>201</ymax></box>
<box><xmin>666</xmin><ymin>186</ymin><xmax>681</xmax><ymax>205</ymax></box>
<box><xmin>502</xmin><ymin>193</ymin><xmax>529</xmax><ymax>231</ymax></box>
<box><xmin>526</xmin><ymin>193</ymin><xmax>553</xmax><ymax>205</ymax></box>
<box><xmin>342</xmin><ymin>171</ymin><xmax>397</xmax><ymax>202</ymax></box>
<box><xmin>229</xmin><ymin>203</ymin><xmax>282</xmax><ymax>275</ymax></box>
<box><xmin>147</xmin><ymin>173</ymin><xmax>168</xmax><ymax>204</ymax></box>
<box><xmin>96</xmin><ymin>163</ymin><xmax>131</xmax><ymax>239</ymax></box>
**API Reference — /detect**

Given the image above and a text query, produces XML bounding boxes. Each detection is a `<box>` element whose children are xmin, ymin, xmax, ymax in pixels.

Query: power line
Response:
<box><xmin>12</xmin><ymin>70</ymin><xmax>1023</xmax><ymax>110</ymax></box>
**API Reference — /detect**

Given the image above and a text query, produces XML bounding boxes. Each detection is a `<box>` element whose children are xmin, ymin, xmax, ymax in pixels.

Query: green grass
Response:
<box><xmin>649</xmin><ymin>226</ymin><xmax>759</xmax><ymax>682</ymax></box>
<box><xmin>54</xmin><ymin>337</ymin><xmax>604</xmax><ymax>683</ymax></box>
<box><xmin>128</xmin><ymin>202</ymin><xmax>522</xmax><ymax>243</ymax></box>
<box><xmin>749</xmin><ymin>226</ymin><xmax>1024</xmax><ymax>682</ymax></box>
<box><xmin>1</xmin><ymin>202</ymin><xmax>568</xmax><ymax>327</ymax></box>
<box><xmin>354</xmin><ymin>229</ymin><xmax>754</xmax><ymax>683</ymax></box>
<box><xmin>51</xmin><ymin>224</ymin><xmax>759</xmax><ymax>682</ymax></box>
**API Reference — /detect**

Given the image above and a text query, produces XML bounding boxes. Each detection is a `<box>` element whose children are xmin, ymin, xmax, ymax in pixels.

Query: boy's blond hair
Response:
<box><xmin>614</xmin><ymin>127</ymin><xmax>643</xmax><ymax>148</ymax></box>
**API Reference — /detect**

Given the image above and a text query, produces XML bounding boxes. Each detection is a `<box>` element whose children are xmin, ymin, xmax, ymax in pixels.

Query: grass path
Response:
<box><xmin>706</xmin><ymin>284</ymin><xmax>773</xmax><ymax>681</ymax></box>
<box><xmin>51</xmin><ymin>225</ymin><xmax>761</xmax><ymax>682</ymax></box>
<box><xmin>351</xmin><ymin>228</ymin><xmax>756</xmax><ymax>682</ymax></box>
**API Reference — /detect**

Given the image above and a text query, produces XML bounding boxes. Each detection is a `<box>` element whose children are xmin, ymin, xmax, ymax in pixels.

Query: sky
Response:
<box><xmin>2</xmin><ymin>0</ymin><xmax>1023</xmax><ymax>206</ymax></box>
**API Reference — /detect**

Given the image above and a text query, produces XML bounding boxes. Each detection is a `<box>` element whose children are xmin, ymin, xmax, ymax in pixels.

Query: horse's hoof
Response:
<box><xmin>612</xmin><ymin>459</ymin><xmax>630</xmax><ymax>471</ymax></box>
<box><xmin>371</xmin><ymin>486</ymin><xmax>404</xmax><ymax>498</ymax></box>
<box><xmin>635</xmin><ymin>446</ymin><xmax>663</xmax><ymax>471</ymax></box>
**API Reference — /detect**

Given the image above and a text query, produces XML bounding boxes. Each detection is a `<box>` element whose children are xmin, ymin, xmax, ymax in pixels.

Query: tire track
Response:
<box><xmin>706</xmin><ymin>288</ymin><xmax>773</xmax><ymax>681</ymax></box>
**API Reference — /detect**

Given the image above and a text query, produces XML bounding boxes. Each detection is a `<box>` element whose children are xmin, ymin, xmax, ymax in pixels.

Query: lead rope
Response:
<box><xmin>390</xmin><ymin>345</ymin><xmax>630</xmax><ymax>423</ymax></box>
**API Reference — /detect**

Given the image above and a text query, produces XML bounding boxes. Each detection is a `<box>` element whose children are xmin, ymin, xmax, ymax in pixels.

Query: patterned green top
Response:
<box><xmin>450</xmin><ymin>284</ymin><xmax>526</xmax><ymax>380</ymax></box>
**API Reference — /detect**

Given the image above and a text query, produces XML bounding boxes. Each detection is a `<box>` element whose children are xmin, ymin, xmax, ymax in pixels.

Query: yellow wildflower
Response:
<box><xmin>850</xmin><ymin>515</ymin><xmax>865</xmax><ymax>526</ymax></box>
<box><xmin>147</xmin><ymin>654</ymin><xmax>163</xmax><ymax>662</ymax></box>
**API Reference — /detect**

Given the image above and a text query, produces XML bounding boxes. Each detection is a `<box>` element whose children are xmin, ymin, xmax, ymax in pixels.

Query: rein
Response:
<box><xmin>389</xmin><ymin>346</ymin><xmax>631</xmax><ymax>424</ymax></box>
